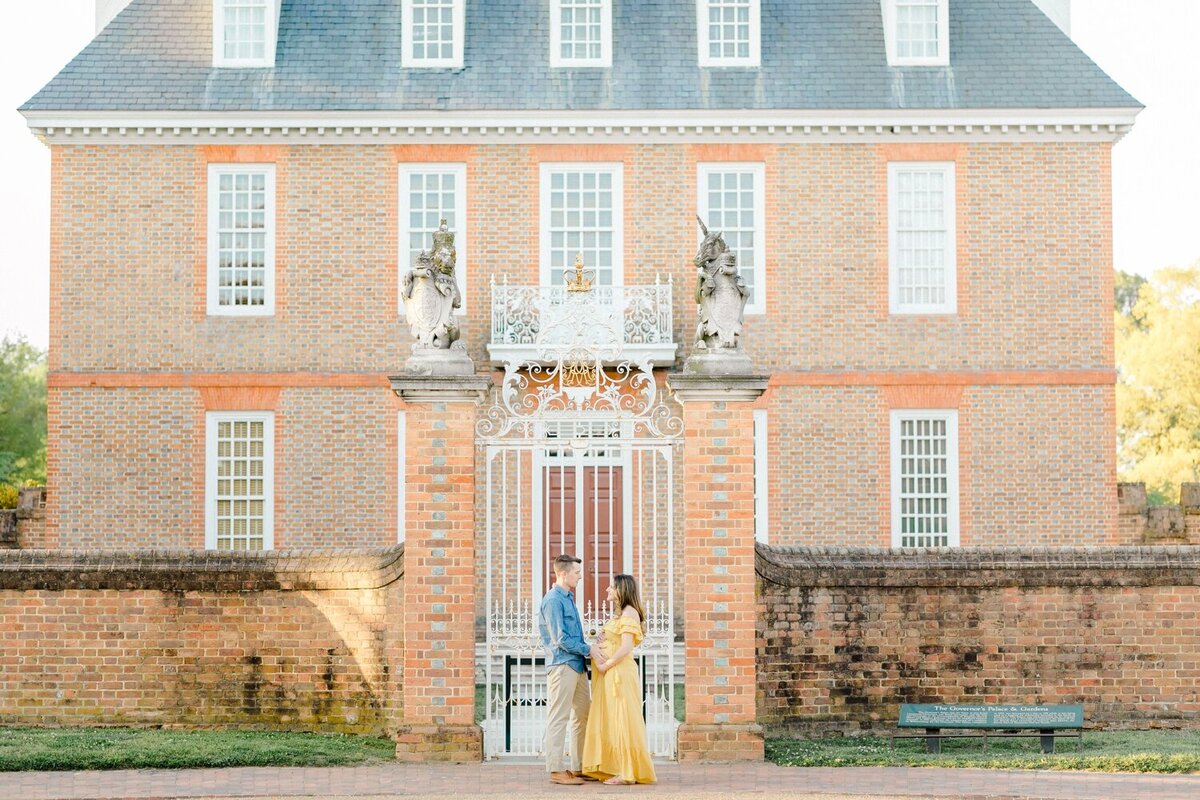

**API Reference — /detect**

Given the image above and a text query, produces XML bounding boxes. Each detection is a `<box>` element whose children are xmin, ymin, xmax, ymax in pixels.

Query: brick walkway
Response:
<box><xmin>4</xmin><ymin>763</ymin><xmax>1199</xmax><ymax>800</ymax></box>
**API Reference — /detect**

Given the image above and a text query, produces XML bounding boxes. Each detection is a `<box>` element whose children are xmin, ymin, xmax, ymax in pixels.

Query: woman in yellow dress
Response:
<box><xmin>582</xmin><ymin>574</ymin><xmax>657</xmax><ymax>786</ymax></box>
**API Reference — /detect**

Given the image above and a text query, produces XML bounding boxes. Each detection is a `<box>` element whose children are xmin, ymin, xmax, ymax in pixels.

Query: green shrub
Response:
<box><xmin>0</xmin><ymin>485</ymin><xmax>18</xmax><ymax>510</ymax></box>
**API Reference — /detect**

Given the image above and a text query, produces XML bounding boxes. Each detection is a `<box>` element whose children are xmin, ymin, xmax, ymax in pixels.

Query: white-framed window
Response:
<box><xmin>882</xmin><ymin>0</ymin><xmax>950</xmax><ymax>67</ymax></box>
<box><xmin>212</xmin><ymin>0</ymin><xmax>279</xmax><ymax>68</ymax></box>
<box><xmin>697</xmin><ymin>0</ymin><xmax>761</xmax><ymax>67</ymax></box>
<box><xmin>206</xmin><ymin>412</ymin><xmax>274</xmax><ymax>551</ymax></box>
<box><xmin>753</xmin><ymin>409</ymin><xmax>769</xmax><ymax>544</ymax></box>
<box><xmin>888</xmin><ymin>162</ymin><xmax>956</xmax><ymax>315</ymax></box>
<box><xmin>207</xmin><ymin>164</ymin><xmax>276</xmax><ymax>316</ymax></box>
<box><xmin>550</xmin><ymin>0</ymin><xmax>612</xmax><ymax>67</ymax></box>
<box><xmin>890</xmin><ymin>410</ymin><xmax>959</xmax><ymax>548</ymax></box>
<box><xmin>397</xmin><ymin>411</ymin><xmax>406</xmax><ymax>545</ymax></box>
<box><xmin>398</xmin><ymin>164</ymin><xmax>467</xmax><ymax>316</ymax></box>
<box><xmin>540</xmin><ymin>163</ymin><xmax>624</xmax><ymax>287</ymax></box>
<box><xmin>697</xmin><ymin>162</ymin><xmax>766</xmax><ymax>314</ymax></box>
<box><xmin>401</xmin><ymin>0</ymin><xmax>465</xmax><ymax>68</ymax></box>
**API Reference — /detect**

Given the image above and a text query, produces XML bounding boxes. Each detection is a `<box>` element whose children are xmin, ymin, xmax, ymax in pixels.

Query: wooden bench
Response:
<box><xmin>891</xmin><ymin>704</ymin><xmax>1084</xmax><ymax>754</ymax></box>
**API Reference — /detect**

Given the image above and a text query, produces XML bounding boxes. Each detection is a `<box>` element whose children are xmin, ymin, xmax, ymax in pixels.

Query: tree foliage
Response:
<box><xmin>0</xmin><ymin>336</ymin><xmax>47</xmax><ymax>487</ymax></box>
<box><xmin>1115</xmin><ymin>266</ymin><xmax>1200</xmax><ymax>504</ymax></box>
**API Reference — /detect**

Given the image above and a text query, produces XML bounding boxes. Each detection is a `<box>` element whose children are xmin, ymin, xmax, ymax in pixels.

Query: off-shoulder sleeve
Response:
<box><xmin>615</xmin><ymin>616</ymin><xmax>644</xmax><ymax>646</ymax></box>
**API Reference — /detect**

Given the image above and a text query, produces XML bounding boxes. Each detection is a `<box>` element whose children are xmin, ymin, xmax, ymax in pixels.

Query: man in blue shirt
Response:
<box><xmin>539</xmin><ymin>553</ymin><xmax>596</xmax><ymax>785</ymax></box>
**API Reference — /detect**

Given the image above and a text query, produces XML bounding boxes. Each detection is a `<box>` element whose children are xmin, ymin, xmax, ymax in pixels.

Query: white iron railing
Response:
<box><xmin>487</xmin><ymin>280</ymin><xmax>677</xmax><ymax>366</ymax></box>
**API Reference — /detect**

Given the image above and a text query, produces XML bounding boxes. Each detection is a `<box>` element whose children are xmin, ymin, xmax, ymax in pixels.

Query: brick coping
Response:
<box><xmin>0</xmin><ymin>545</ymin><xmax>404</xmax><ymax>591</ymax></box>
<box><xmin>756</xmin><ymin>544</ymin><xmax>1200</xmax><ymax>588</ymax></box>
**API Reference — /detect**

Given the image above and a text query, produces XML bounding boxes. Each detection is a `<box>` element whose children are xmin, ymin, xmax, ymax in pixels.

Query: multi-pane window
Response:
<box><xmin>698</xmin><ymin>0</ymin><xmax>761</xmax><ymax>66</ymax></box>
<box><xmin>402</xmin><ymin>0</ymin><xmax>465</xmax><ymax>67</ymax></box>
<box><xmin>896</xmin><ymin>0</ymin><xmax>940</xmax><ymax>59</ymax></box>
<box><xmin>891</xmin><ymin>411</ymin><xmax>959</xmax><ymax>548</ymax></box>
<box><xmin>398</xmin><ymin>164</ymin><xmax>467</xmax><ymax>314</ymax></box>
<box><xmin>697</xmin><ymin>163</ymin><xmax>766</xmax><ymax>313</ymax></box>
<box><xmin>888</xmin><ymin>162</ymin><xmax>956</xmax><ymax>314</ymax></box>
<box><xmin>551</xmin><ymin>0</ymin><xmax>611</xmax><ymax>67</ymax></box>
<box><xmin>541</xmin><ymin>164</ymin><xmax>623</xmax><ymax>287</ymax></box>
<box><xmin>207</xmin><ymin>164</ymin><xmax>275</xmax><ymax>316</ymax></box>
<box><xmin>213</xmin><ymin>0</ymin><xmax>276</xmax><ymax>67</ymax></box>
<box><xmin>222</xmin><ymin>0</ymin><xmax>267</xmax><ymax>60</ymax></box>
<box><xmin>885</xmin><ymin>0</ymin><xmax>949</xmax><ymax>66</ymax></box>
<box><xmin>206</xmin><ymin>412</ymin><xmax>274</xmax><ymax>551</ymax></box>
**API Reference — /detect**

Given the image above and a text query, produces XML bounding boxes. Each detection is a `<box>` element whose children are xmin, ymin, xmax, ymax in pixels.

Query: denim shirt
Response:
<box><xmin>538</xmin><ymin>585</ymin><xmax>590</xmax><ymax>673</ymax></box>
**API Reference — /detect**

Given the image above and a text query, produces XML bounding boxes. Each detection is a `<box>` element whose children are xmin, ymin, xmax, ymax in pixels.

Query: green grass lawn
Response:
<box><xmin>0</xmin><ymin>728</ymin><xmax>396</xmax><ymax>772</ymax></box>
<box><xmin>766</xmin><ymin>730</ymin><xmax>1200</xmax><ymax>774</ymax></box>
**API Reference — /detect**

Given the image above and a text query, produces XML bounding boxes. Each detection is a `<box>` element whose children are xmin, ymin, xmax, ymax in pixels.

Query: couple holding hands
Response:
<box><xmin>538</xmin><ymin>554</ymin><xmax>657</xmax><ymax>786</ymax></box>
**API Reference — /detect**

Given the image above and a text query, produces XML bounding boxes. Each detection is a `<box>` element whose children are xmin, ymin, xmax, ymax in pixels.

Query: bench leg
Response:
<box><xmin>1041</xmin><ymin>730</ymin><xmax>1055</xmax><ymax>754</ymax></box>
<box><xmin>925</xmin><ymin>728</ymin><xmax>941</xmax><ymax>754</ymax></box>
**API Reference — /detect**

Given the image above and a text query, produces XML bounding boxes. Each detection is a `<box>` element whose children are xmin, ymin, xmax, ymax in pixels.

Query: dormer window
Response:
<box><xmin>697</xmin><ymin>0</ymin><xmax>761</xmax><ymax>67</ymax></box>
<box><xmin>212</xmin><ymin>0</ymin><xmax>280</xmax><ymax>68</ymax></box>
<box><xmin>550</xmin><ymin>0</ymin><xmax>612</xmax><ymax>68</ymax></box>
<box><xmin>402</xmin><ymin>0</ymin><xmax>465</xmax><ymax>69</ymax></box>
<box><xmin>882</xmin><ymin>0</ymin><xmax>949</xmax><ymax>66</ymax></box>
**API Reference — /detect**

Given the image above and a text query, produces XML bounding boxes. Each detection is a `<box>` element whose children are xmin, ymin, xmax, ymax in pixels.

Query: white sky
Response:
<box><xmin>1</xmin><ymin>1</ymin><xmax>1197</xmax><ymax>350</ymax></box>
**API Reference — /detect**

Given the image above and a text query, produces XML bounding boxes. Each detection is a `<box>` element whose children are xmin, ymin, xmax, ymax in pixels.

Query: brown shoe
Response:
<box><xmin>570</xmin><ymin>771</ymin><xmax>599</xmax><ymax>782</ymax></box>
<box><xmin>550</xmin><ymin>771</ymin><xmax>585</xmax><ymax>785</ymax></box>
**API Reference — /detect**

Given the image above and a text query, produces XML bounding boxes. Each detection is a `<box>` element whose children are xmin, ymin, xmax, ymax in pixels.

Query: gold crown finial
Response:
<box><xmin>566</xmin><ymin>252</ymin><xmax>594</xmax><ymax>293</ymax></box>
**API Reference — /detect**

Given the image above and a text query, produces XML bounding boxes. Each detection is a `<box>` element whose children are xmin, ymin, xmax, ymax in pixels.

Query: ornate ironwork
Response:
<box><xmin>490</xmin><ymin>279</ymin><xmax>674</xmax><ymax>350</ymax></box>
<box><xmin>477</xmin><ymin>349</ymin><xmax>683</xmax><ymax>440</ymax></box>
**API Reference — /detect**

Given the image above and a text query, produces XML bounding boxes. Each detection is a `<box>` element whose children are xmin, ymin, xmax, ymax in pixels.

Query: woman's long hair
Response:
<box><xmin>612</xmin><ymin>574</ymin><xmax>646</xmax><ymax>634</ymax></box>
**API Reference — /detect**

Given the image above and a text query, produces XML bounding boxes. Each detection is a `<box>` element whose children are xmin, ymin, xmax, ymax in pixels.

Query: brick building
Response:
<box><xmin>21</xmin><ymin>0</ymin><xmax>1139</xmax><ymax>761</ymax></box>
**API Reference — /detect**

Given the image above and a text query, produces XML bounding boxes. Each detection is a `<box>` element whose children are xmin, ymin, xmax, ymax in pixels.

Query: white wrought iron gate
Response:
<box><xmin>477</xmin><ymin>339</ymin><xmax>682</xmax><ymax>761</ymax></box>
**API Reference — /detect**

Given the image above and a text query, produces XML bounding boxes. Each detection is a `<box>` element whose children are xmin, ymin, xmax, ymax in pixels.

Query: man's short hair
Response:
<box><xmin>553</xmin><ymin>554</ymin><xmax>582</xmax><ymax>574</ymax></box>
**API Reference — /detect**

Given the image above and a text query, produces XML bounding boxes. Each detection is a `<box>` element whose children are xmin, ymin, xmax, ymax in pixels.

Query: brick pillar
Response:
<box><xmin>391</xmin><ymin>374</ymin><xmax>491</xmax><ymax>763</ymax></box>
<box><xmin>669</xmin><ymin>374</ymin><xmax>768</xmax><ymax>762</ymax></box>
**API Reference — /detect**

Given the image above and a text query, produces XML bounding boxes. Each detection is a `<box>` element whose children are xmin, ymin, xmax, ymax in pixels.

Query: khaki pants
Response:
<box><xmin>544</xmin><ymin>664</ymin><xmax>590</xmax><ymax>773</ymax></box>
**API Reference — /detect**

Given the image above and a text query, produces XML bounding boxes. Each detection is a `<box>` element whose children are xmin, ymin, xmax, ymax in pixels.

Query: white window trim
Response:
<box><xmin>538</xmin><ymin>162</ymin><xmax>625</xmax><ymax>287</ymax></box>
<box><xmin>889</xmin><ymin>409</ymin><xmax>959</xmax><ymax>548</ymax></box>
<box><xmin>205</xmin><ymin>411</ymin><xmax>275</xmax><ymax>551</ymax></box>
<box><xmin>207</xmin><ymin>163</ymin><xmax>277</xmax><ymax>317</ymax></box>
<box><xmin>401</xmin><ymin>0</ymin><xmax>466</xmax><ymax>69</ymax></box>
<box><xmin>753</xmin><ymin>409</ymin><xmax>769</xmax><ymax>544</ymax></box>
<box><xmin>398</xmin><ymin>163</ymin><xmax>468</xmax><ymax>317</ymax></box>
<box><xmin>888</xmin><ymin>161</ymin><xmax>957</xmax><ymax>315</ymax></box>
<box><xmin>550</xmin><ymin>0</ymin><xmax>613</xmax><ymax>68</ymax></box>
<box><xmin>696</xmin><ymin>162</ymin><xmax>767</xmax><ymax>315</ymax></box>
<box><xmin>697</xmin><ymin>0</ymin><xmax>762</xmax><ymax>68</ymax></box>
<box><xmin>881</xmin><ymin>0</ymin><xmax>950</xmax><ymax>67</ymax></box>
<box><xmin>397</xmin><ymin>410</ymin><xmax>406</xmax><ymax>545</ymax></box>
<box><xmin>212</xmin><ymin>0</ymin><xmax>281</xmax><ymax>68</ymax></box>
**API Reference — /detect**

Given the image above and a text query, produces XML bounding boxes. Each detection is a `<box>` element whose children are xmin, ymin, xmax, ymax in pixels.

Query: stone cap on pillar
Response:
<box><xmin>389</xmin><ymin>373</ymin><xmax>493</xmax><ymax>403</ymax></box>
<box><xmin>667</xmin><ymin>373</ymin><xmax>769</xmax><ymax>403</ymax></box>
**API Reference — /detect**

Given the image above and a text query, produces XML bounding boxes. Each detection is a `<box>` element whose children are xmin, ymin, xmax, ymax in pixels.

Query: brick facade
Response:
<box><xmin>756</xmin><ymin>547</ymin><xmax>1200</xmax><ymax>734</ymax></box>
<box><xmin>46</xmin><ymin>140</ymin><xmax>1117</xmax><ymax>548</ymax></box>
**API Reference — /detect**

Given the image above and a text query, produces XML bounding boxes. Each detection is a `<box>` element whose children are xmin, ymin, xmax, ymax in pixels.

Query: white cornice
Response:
<box><xmin>21</xmin><ymin>107</ymin><xmax>1141</xmax><ymax>144</ymax></box>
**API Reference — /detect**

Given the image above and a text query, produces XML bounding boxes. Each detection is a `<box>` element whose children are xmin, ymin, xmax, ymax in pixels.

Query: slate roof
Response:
<box><xmin>22</xmin><ymin>0</ymin><xmax>1139</xmax><ymax>114</ymax></box>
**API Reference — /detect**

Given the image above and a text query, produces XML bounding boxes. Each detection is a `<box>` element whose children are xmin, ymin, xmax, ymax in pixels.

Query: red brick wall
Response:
<box><xmin>0</xmin><ymin>548</ymin><xmax>404</xmax><ymax>733</ymax></box>
<box><xmin>45</xmin><ymin>140</ymin><xmax>1116</xmax><ymax>548</ymax></box>
<box><xmin>756</xmin><ymin>547</ymin><xmax>1200</xmax><ymax>734</ymax></box>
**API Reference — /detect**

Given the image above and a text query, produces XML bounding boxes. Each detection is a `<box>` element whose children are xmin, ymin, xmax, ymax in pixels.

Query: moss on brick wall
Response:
<box><xmin>0</xmin><ymin>547</ymin><xmax>404</xmax><ymax>734</ymax></box>
<box><xmin>756</xmin><ymin>545</ymin><xmax>1200</xmax><ymax>735</ymax></box>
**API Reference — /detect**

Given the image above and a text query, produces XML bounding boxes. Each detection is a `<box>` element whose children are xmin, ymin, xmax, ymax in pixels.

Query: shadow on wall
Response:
<box><xmin>0</xmin><ymin>545</ymin><xmax>405</xmax><ymax>734</ymax></box>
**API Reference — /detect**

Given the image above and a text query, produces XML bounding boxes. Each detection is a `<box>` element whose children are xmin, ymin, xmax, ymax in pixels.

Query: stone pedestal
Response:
<box><xmin>405</xmin><ymin>345</ymin><xmax>476</xmax><ymax>377</ymax></box>
<box><xmin>681</xmin><ymin>350</ymin><xmax>755</xmax><ymax>377</ymax></box>
<box><xmin>390</xmin><ymin>370</ymin><xmax>491</xmax><ymax>763</ymax></box>
<box><xmin>668</xmin><ymin>373</ymin><xmax>768</xmax><ymax>762</ymax></box>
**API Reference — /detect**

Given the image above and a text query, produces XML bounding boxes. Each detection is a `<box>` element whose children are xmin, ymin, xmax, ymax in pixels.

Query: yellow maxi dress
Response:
<box><xmin>581</xmin><ymin>616</ymin><xmax>657</xmax><ymax>784</ymax></box>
